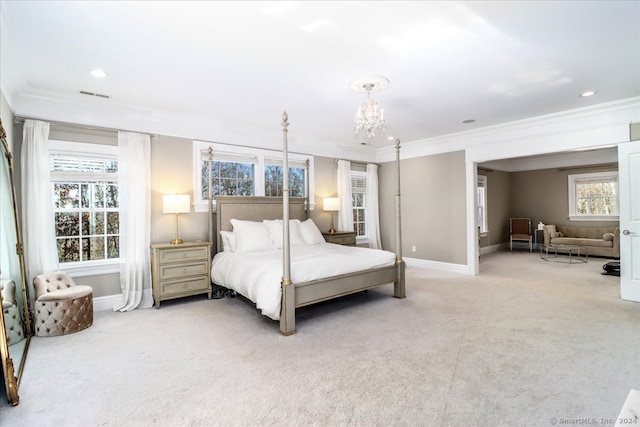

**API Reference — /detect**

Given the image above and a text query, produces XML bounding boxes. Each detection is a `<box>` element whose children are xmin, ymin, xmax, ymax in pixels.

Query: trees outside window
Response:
<box><xmin>50</xmin><ymin>147</ymin><xmax>119</xmax><ymax>265</ymax></box>
<box><xmin>264</xmin><ymin>165</ymin><xmax>305</xmax><ymax>197</ymax></box>
<box><xmin>193</xmin><ymin>141</ymin><xmax>314</xmax><ymax>212</ymax></box>
<box><xmin>568</xmin><ymin>171</ymin><xmax>618</xmax><ymax>221</ymax></box>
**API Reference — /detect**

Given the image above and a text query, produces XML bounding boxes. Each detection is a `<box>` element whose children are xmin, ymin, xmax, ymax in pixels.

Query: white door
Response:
<box><xmin>618</xmin><ymin>140</ymin><xmax>640</xmax><ymax>302</ymax></box>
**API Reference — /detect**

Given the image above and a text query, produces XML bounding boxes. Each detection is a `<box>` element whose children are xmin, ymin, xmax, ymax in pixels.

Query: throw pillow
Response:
<box><xmin>603</xmin><ymin>232</ymin><xmax>614</xmax><ymax>241</ymax></box>
<box><xmin>231</xmin><ymin>219</ymin><xmax>273</xmax><ymax>252</ymax></box>
<box><xmin>220</xmin><ymin>230</ymin><xmax>236</xmax><ymax>252</ymax></box>
<box><xmin>299</xmin><ymin>219</ymin><xmax>325</xmax><ymax>245</ymax></box>
<box><xmin>263</xmin><ymin>219</ymin><xmax>306</xmax><ymax>248</ymax></box>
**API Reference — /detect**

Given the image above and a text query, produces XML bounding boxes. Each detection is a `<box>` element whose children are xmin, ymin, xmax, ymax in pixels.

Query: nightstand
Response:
<box><xmin>322</xmin><ymin>231</ymin><xmax>356</xmax><ymax>246</ymax></box>
<box><xmin>150</xmin><ymin>241</ymin><xmax>212</xmax><ymax>308</ymax></box>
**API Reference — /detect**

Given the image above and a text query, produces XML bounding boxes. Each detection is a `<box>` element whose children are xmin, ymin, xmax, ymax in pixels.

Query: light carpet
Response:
<box><xmin>1</xmin><ymin>250</ymin><xmax>638</xmax><ymax>426</ymax></box>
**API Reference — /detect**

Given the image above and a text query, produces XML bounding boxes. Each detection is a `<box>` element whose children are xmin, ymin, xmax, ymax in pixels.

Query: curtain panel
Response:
<box><xmin>366</xmin><ymin>164</ymin><xmax>382</xmax><ymax>249</ymax></box>
<box><xmin>21</xmin><ymin>120</ymin><xmax>59</xmax><ymax>293</ymax></box>
<box><xmin>115</xmin><ymin>131</ymin><xmax>153</xmax><ymax>311</ymax></box>
<box><xmin>337</xmin><ymin>160</ymin><xmax>353</xmax><ymax>233</ymax></box>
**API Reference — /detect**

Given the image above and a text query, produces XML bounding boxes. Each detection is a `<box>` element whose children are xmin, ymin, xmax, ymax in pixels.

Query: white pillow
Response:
<box><xmin>263</xmin><ymin>219</ymin><xmax>306</xmax><ymax>248</ymax></box>
<box><xmin>299</xmin><ymin>219</ymin><xmax>325</xmax><ymax>245</ymax></box>
<box><xmin>230</xmin><ymin>219</ymin><xmax>273</xmax><ymax>252</ymax></box>
<box><xmin>220</xmin><ymin>230</ymin><xmax>236</xmax><ymax>252</ymax></box>
<box><xmin>289</xmin><ymin>220</ymin><xmax>306</xmax><ymax>246</ymax></box>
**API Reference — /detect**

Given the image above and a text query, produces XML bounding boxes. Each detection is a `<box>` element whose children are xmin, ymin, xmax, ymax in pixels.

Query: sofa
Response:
<box><xmin>542</xmin><ymin>225</ymin><xmax>620</xmax><ymax>258</ymax></box>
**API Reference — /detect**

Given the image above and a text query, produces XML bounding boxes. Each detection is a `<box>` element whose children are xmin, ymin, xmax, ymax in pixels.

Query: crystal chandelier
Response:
<box><xmin>351</xmin><ymin>76</ymin><xmax>389</xmax><ymax>140</ymax></box>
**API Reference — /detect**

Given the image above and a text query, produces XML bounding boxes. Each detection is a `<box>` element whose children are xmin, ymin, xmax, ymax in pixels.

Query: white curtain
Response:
<box><xmin>115</xmin><ymin>131</ymin><xmax>153</xmax><ymax>311</ymax></box>
<box><xmin>21</xmin><ymin>120</ymin><xmax>58</xmax><ymax>288</ymax></box>
<box><xmin>337</xmin><ymin>160</ymin><xmax>353</xmax><ymax>232</ymax></box>
<box><xmin>366</xmin><ymin>164</ymin><xmax>382</xmax><ymax>249</ymax></box>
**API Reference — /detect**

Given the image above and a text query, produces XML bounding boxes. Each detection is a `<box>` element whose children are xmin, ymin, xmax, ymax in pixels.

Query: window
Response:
<box><xmin>264</xmin><ymin>158</ymin><xmax>307</xmax><ymax>197</ymax></box>
<box><xmin>477</xmin><ymin>175</ymin><xmax>488</xmax><ymax>235</ymax></box>
<box><xmin>50</xmin><ymin>141</ymin><xmax>120</xmax><ymax>274</ymax></box>
<box><xmin>568</xmin><ymin>171</ymin><xmax>618</xmax><ymax>221</ymax></box>
<box><xmin>200</xmin><ymin>158</ymin><xmax>256</xmax><ymax>199</ymax></box>
<box><xmin>193</xmin><ymin>141</ymin><xmax>314</xmax><ymax>212</ymax></box>
<box><xmin>351</xmin><ymin>172</ymin><xmax>366</xmax><ymax>237</ymax></box>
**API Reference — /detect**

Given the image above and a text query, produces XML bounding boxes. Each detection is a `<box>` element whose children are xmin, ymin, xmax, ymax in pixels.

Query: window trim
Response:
<box><xmin>351</xmin><ymin>170</ymin><xmax>368</xmax><ymax>243</ymax></box>
<box><xmin>193</xmin><ymin>140</ymin><xmax>315</xmax><ymax>212</ymax></box>
<box><xmin>567</xmin><ymin>171</ymin><xmax>619</xmax><ymax>221</ymax></box>
<box><xmin>49</xmin><ymin>140</ymin><xmax>120</xmax><ymax>276</ymax></box>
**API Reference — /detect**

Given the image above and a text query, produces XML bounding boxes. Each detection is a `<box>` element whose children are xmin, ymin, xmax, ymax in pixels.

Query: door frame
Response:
<box><xmin>465</xmin><ymin>118</ymin><xmax>635</xmax><ymax>276</ymax></box>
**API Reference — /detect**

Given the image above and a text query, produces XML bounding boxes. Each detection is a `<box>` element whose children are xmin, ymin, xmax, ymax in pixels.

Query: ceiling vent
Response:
<box><xmin>79</xmin><ymin>90</ymin><xmax>110</xmax><ymax>99</ymax></box>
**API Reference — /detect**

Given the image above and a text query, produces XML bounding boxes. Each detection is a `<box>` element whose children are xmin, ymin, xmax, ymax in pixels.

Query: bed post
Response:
<box><xmin>207</xmin><ymin>147</ymin><xmax>214</xmax><ymax>248</ymax></box>
<box><xmin>305</xmin><ymin>159</ymin><xmax>310</xmax><ymax>219</ymax></box>
<box><xmin>394</xmin><ymin>138</ymin><xmax>406</xmax><ymax>299</ymax></box>
<box><xmin>280</xmin><ymin>111</ymin><xmax>296</xmax><ymax>335</ymax></box>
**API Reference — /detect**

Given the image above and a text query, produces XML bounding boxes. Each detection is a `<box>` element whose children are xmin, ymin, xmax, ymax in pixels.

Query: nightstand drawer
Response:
<box><xmin>161</xmin><ymin>276</ymin><xmax>210</xmax><ymax>296</ymax></box>
<box><xmin>331</xmin><ymin>235</ymin><xmax>355</xmax><ymax>245</ymax></box>
<box><xmin>322</xmin><ymin>231</ymin><xmax>357</xmax><ymax>246</ymax></box>
<box><xmin>159</xmin><ymin>261</ymin><xmax>209</xmax><ymax>280</ymax></box>
<box><xmin>158</xmin><ymin>246</ymin><xmax>208</xmax><ymax>263</ymax></box>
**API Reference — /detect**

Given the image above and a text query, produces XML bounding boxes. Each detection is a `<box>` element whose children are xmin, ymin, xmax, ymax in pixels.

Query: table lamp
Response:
<box><xmin>163</xmin><ymin>194</ymin><xmax>191</xmax><ymax>244</ymax></box>
<box><xmin>323</xmin><ymin>197</ymin><xmax>340</xmax><ymax>233</ymax></box>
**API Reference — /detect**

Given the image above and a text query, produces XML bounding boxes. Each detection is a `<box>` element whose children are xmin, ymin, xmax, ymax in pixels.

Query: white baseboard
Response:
<box><xmin>480</xmin><ymin>243</ymin><xmax>507</xmax><ymax>255</ymax></box>
<box><xmin>93</xmin><ymin>294</ymin><xmax>122</xmax><ymax>312</ymax></box>
<box><xmin>404</xmin><ymin>257</ymin><xmax>471</xmax><ymax>275</ymax></box>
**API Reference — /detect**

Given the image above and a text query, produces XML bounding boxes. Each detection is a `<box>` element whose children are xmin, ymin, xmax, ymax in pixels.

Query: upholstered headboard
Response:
<box><xmin>213</xmin><ymin>196</ymin><xmax>307</xmax><ymax>254</ymax></box>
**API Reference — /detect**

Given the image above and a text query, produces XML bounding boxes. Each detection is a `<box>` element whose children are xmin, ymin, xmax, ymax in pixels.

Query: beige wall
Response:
<box><xmin>150</xmin><ymin>135</ymin><xmax>207</xmax><ymax>245</ymax></box>
<box><xmin>310</xmin><ymin>156</ymin><xmax>337</xmax><ymax>233</ymax></box>
<box><xmin>379</xmin><ymin>150</ymin><xmax>467</xmax><ymax>265</ymax></box>
<box><xmin>509</xmin><ymin>165</ymin><xmax>619</xmax><ymax>230</ymax></box>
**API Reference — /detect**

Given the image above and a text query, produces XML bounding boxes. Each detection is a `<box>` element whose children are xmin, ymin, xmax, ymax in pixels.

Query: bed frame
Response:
<box><xmin>209</xmin><ymin>112</ymin><xmax>405</xmax><ymax>335</ymax></box>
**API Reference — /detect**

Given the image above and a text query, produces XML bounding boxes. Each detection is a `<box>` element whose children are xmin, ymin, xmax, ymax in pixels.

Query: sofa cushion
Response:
<box><xmin>550</xmin><ymin>237</ymin><xmax>613</xmax><ymax>248</ymax></box>
<box><xmin>603</xmin><ymin>233</ymin><xmax>614</xmax><ymax>241</ymax></box>
<box><xmin>556</xmin><ymin>226</ymin><xmax>617</xmax><ymax>239</ymax></box>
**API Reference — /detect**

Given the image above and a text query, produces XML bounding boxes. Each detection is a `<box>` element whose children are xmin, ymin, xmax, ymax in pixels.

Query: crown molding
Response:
<box><xmin>12</xmin><ymin>88</ymin><xmax>379</xmax><ymax>162</ymax></box>
<box><xmin>480</xmin><ymin>147</ymin><xmax>619</xmax><ymax>172</ymax></box>
<box><xmin>376</xmin><ymin>97</ymin><xmax>640</xmax><ymax>164</ymax></box>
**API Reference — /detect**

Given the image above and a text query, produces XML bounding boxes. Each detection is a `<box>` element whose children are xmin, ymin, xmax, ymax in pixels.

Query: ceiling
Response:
<box><xmin>1</xmin><ymin>1</ymin><xmax>639</xmax><ymax>152</ymax></box>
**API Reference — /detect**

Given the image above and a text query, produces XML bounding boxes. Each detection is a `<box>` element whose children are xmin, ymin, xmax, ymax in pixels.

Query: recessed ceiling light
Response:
<box><xmin>580</xmin><ymin>91</ymin><xmax>596</xmax><ymax>97</ymax></box>
<box><xmin>90</xmin><ymin>69</ymin><xmax>108</xmax><ymax>78</ymax></box>
<box><xmin>462</xmin><ymin>119</ymin><xmax>475</xmax><ymax>124</ymax></box>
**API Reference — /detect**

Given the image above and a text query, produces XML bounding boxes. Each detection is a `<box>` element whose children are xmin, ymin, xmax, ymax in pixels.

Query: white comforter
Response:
<box><xmin>211</xmin><ymin>243</ymin><xmax>397</xmax><ymax>320</ymax></box>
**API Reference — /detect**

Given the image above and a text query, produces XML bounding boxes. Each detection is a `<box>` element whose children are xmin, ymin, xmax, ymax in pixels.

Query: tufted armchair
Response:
<box><xmin>1</xmin><ymin>279</ymin><xmax>24</xmax><ymax>345</ymax></box>
<box><xmin>33</xmin><ymin>271</ymin><xmax>93</xmax><ymax>337</ymax></box>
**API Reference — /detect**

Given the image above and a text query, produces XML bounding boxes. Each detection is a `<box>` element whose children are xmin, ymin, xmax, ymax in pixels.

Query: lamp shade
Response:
<box><xmin>323</xmin><ymin>197</ymin><xmax>339</xmax><ymax>212</ymax></box>
<box><xmin>163</xmin><ymin>194</ymin><xmax>191</xmax><ymax>214</ymax></box>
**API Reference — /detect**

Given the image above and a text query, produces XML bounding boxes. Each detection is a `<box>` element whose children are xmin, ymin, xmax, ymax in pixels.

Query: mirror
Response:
<box><xmin>0</xmin><ymin>118</ymin><xmax>32</xmax><ymax>406</ymax></box>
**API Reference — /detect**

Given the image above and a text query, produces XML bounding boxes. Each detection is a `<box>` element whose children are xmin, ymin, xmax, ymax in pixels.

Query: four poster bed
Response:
<box><xmin>208</xmin><ymin>112</ymin><xmax>405</xmax><ymax>335</ymax></box>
